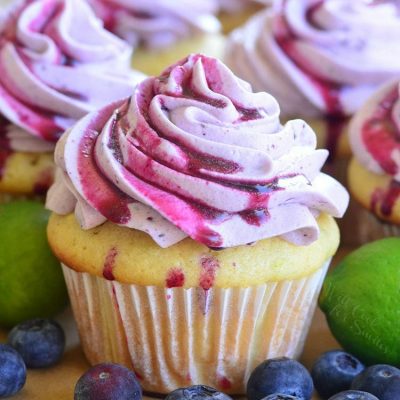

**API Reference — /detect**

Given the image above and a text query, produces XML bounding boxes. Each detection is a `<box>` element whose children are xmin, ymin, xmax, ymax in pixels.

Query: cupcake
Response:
<box><xmin>0</xmin><ymin>0</ymin><xmax>144</xmax><ymax>201</ymax></box>
<box><xmin>46</xmin><ymin>54</ymin><xmax>348</xmax><ymax>394</ymax></box>
<box><xmin>225</xmin><ymin>0</ymin><xmax>400</xmax><ymax>178</ymax></box>
<box><xmin>218</xmin><ymin>0</ymin><xmax>270</xmax><ymax>34</ymax></box>
<box><xmin>347</xmin><ymin>80</ymin><xmax>400</xmax><ymax>243</ymax></box>
<box><xmin>88</xmin><ymin>0</ymin><xmax>225</xmax><ymax>76</ymax></box>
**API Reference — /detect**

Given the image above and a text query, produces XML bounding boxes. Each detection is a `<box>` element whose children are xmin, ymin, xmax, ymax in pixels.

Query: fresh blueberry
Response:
<box><xmin>311</xmin><ymin>350</ymin><xmax>364</xmax><ymax>399</ymax></box>
<box><xmin>246</xmin><ymin>357</ymin><xmax>313</xmax><ymax>400</ymax></box>
<box><xmin>261</xmin><ymin>395</ymin><xmax>300</xmax><ymax>400</ymax></box>
<box><xmin>8</xmin><ymin>318</ymin><xmax>65</xmax><ymax>368</ymax></box>
<box><xmin>0</xmin><ymin>344</ymin><xmax>26</xmax><ymax>397</ymax></box>
<box><xmin>165</xmin><ymin>385</ymin><xmax>232</xmax><ymax>400</ymax></box>
<box><xmin>351</xmin><ymin>364</ymin><xmax>400</xmax><ymax>398</ymax></box>
<box><xmin>365</xmin><ymin>375</ymin><xmax>400</xmax><ymax>400</ymax></box>
<box><xmin>74</xmin><ymin>363</ymin><xmax>142</xmax><ymax>400</ymax></box>
<box><xmin>328</xmin><ymin>390</ymin><xmax>379</xmax><ymax>400</ymax></box>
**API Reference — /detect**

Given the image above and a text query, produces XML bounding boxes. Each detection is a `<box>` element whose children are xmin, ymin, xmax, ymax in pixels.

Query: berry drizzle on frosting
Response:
<box><xmin>0</xmin><ymin>0</ymin><xmax>143</xmax><ymax>154</ymax></box>
<box><xmin>88</xmin><ymin>0</ymin><xmax>220</xmax><ymax>49</ymax></box>
<box><xmin>273</xmin><ymin>1</ymin><xmax>347</xmax><ymax>159</ymax></box>
<box><xmin>351</xmin><ymin>81</ymin><xmax>400</xmax><ymax>217</ymax></box>
<box><xmin>47</xmin><ymin>54</ymin><xmax>348</xmax><ymax>248</ymax></box>
<box><xmin>226</xmin><ymin>0</ymin><xmax>400</xmax><ymax>158</ymax></box>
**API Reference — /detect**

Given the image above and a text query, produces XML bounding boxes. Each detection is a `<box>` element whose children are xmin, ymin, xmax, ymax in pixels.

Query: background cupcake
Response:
<box><xmin>88</xmin><ymin>0</ymin><xmax>225</xmax><ymax>76</ymax></box>
<box><xmin>0</xmin><ymin>0</ymin><xmax>144</xmax><ymax>201</ymax></box>
<box><xmin>225</xmin><ymin>0</ymin><xmax>400</xmax><ymax>178</ymax></box>
<box><xmin>348</xmin><ymin>79</ymin><xmax>400</xmax><ymax>243</ymax></box>
<box><xmin>47</xmin><ymin>54</ymin><xmax>348</xmax><ymax>394</ymax></box>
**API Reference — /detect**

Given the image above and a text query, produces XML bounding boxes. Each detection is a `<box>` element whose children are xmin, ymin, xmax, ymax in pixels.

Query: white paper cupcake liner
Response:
<box><xmin>62</xmin><ymin>259</ymin><xmax>330</xmax><ymax>394</ymax></box>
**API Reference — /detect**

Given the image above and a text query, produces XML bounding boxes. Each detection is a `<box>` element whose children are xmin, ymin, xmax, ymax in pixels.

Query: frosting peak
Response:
<box><xmin>0</xmin><ymin>0</ymin><xmax>144</xmax><ymax>150</ymax></box>
<box><xmin>47</xmin><ymin>54</ymin><xmax>348</xmax><ymax>248</ymax></box>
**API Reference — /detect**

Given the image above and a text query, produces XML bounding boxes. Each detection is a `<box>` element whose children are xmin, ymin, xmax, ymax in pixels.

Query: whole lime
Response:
<box><xmin>319</xmin><ymin>238</ymin><xmax>400</xmax><ymax>366</ymax></box>
<box><xmin>0</xmin><ymin>201</ymin><xmax>68</xmax><ymax>328</ymax></box>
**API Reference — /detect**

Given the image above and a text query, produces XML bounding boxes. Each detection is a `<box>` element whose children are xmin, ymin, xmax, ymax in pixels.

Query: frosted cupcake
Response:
<box><xmin>225</xmin><ymin>0</ymin><xmax>400</xmax><ymax>171</ymax></box>
<box><xmin>46</xmin><ymin>54</ymin><xmax>348</xmax><ymax>394</ymax></box>
<box><xmin>348</xmin><ymin>80</ymin><xmax>400</xmax><ymax>243</ymax></box>
<box><xmin>0</xmin><ymin>0</ymin><xmax>144</xmax><ymax>200</ymax></box>
<box><xmin>88</xmin><ymin>0</ymin><xmax>225</xmax><ymax>76</ymax></box>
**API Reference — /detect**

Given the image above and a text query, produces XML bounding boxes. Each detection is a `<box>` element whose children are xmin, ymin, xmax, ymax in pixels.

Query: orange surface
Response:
<box><xmin>0</xmin><ymin>250</ymin><xmax>348</xmax><ymax>400</ymax></box>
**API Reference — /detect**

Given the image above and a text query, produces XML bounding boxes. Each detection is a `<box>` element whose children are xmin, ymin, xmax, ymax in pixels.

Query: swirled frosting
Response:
<box><xmin>350</xmin><ymin>80</ymin><xmax>400</xmax><ymax>181</ymax></box>
<box><xmin>47</xmin><ymin>54</ymin><xmax>348</xmax><ymax>248</ymax></box>
<box><xmin>0</xmin><ymin>0</ymin><xmax>145</xmax><ymax>152</ymax></box>
<box><xmin>225</xmin><ymin>0</ymin><xmax>400</xmax><ymax>118</ymax></box>
<box><xmin>349</xmin><ymin>79</ymin><xmax>400</xmax><ymax>218</ymax></box>
<box><xmin>88</xmin><ymin>0</ymin><xmax>220</xmax><ymax>49</ymax></box>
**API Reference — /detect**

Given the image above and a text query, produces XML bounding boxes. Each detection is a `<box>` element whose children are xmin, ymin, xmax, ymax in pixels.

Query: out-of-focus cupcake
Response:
<box><xmin>347</xmin><ymin>80</ymin><xmax>400</xmax><ymax>244</ymax></box>
<box><xmin>217</xmin><ymin>0</ymin><xmax>270</xmax><ymax>34</ymax></box>
<box><xmin>0</xmin><ymin>0</ymin><xmax>144</xmax><ymax>201</ymax></box>
<box><xmin>47</xmin><ymin>54</ymin><xmax>348</xmax><ymax>394</ymax></box>
<box><xmin>88</xmin><ymin>0</ymin><xmax>225</xmax><ymax>76</ymax></box>
<box><xmin>225</xmin><ymin>0</ymin><xmax>400</xmax><ymax>178</ymax></box>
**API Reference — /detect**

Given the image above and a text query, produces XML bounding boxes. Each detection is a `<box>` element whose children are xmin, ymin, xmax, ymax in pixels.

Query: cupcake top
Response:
<box><xmin>350</xmin><ymin>80</ymin><xmax>400</xmax><ymax>182</ymax></box>
<box><xmin>0</xmin><ymin>0</ymin><xmax>144</xmax><ymax>152</ymax></box>
<box><xmin>349</xmin><ymin>79</ymin><xmax>400</xmax><ymax>221</ymax></box>
<box><xmin>47</xmin><ymin>54</ymin><xmax>349</xmax><ymax>249</ymax></box>
<box><xmin>225</xmin><ymin>0</ymin><xmax>400</xmax><ymax>118</ymax></box>
<box><xmin>88</xmin><ymin>0</ymin><xmax>221</xmax><ymax>49</ymax></box>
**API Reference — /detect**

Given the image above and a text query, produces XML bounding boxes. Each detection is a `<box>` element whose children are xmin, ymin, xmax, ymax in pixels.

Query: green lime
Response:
<box><xmin>0</xmin><ymin>200</ymin><xmax>68</xmax><ymax>328</ymax></box>
<box><xmin>319</xmin><ymin>238</ymin><xmax>400</xmax><ymax>366</ymax></box>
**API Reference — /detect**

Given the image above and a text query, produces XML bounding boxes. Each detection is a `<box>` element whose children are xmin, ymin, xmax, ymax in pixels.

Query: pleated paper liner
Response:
<box><xmin>62</xmin><ymin>259</ymin><xmax>330</xmax><ymax>394</ymax></box>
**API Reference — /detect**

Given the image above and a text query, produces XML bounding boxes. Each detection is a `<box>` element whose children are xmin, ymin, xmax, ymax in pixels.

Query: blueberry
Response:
<box><xmin>74</xmin><ymin>363</ymin><xmax>142</xmax><ymax>400</ymax></box>
<box><xmin>351</xmin><ymin>364</ymin><xmax>400</xmax><ymax>398</ymax></box>
<box><xmin>0</xmin><ymin>344</ymin><xmax>26</xmax><ymax>397</ymax></box>
<box><xmin>261</xmin><ymin>395</ymin><xmax>300</xmax><ymax>400</ymax></box>
<box><xmin>246</xmin><ymin>357</ymin><xmax>313</xmax><ymax>400</ymax></box>
<box><xmin>328</xmin><ymin>390</ymin><xmax>379</xmax><ymax>400</ymax></box>
<box><xmin>165</xmin><ymin>385</ymin><xmax>232</xmax><ymax>400</ymax></box>
<box><xmin>8</xmin><ymin>318</ymin><xmax>65</xmax><ymax>368</ymax></box>
<box><xmin>379</xmin><ymin>376</ymin><xmax>400</xmax><ymax>400</ymax></box>
<box><xmin>311</xmin><ymin>350</ymin><xmax>364</xmax><ymax>399</ymax></box>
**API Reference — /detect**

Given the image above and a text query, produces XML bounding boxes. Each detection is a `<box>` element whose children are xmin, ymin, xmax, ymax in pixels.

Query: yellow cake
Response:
<box><xmin>0</xmin><ymin>152</ymin><xmax>54</xmax><ymax>201</ymax></box>
<box><xmin>49</xmin><ymin>212</ymin><xmax>339</xmax><ymax>287</ymax></box>
<box><xmin>219</xmin><ymin>3</ymin><xmax>265</xmax><ymax>34</ymax></box>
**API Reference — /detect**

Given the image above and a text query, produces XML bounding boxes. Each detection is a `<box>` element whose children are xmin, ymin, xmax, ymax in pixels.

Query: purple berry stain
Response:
<box><xmin>166</xmin><ymin>267</ymin><xmax>185</xmax><ymax>288</ymax></box>
<box><xmin>218</xmin><ymin>375</ymin><xmax>232</xmax><ymax>391</ymax></box>
<box><xmin>199</xmin><ymin>255</ymin><xmax>220</xmax><ymax>290</ymax></box>
<box><xmin>103</xmin><ymin>247</ymin><xmax>118</xmax><ymax>281</ymax></box>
